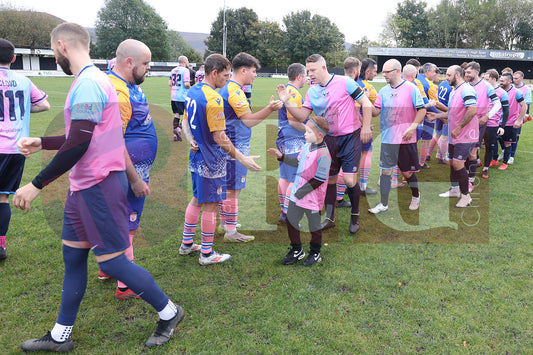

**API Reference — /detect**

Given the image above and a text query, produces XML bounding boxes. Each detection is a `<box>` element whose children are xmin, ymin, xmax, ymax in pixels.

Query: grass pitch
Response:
<box><xmin>0</xmin><ymin>76</ymin><xmax>531</xmax><ymax>353</ymax></box>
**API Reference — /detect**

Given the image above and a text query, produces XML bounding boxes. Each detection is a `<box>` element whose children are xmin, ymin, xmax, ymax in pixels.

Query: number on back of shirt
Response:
<box><xmin>171</xmin><ymin>73</ymin><xmax>182</xmax><ymax>87</ymax></box>
<box><xmin>185</xmin><ymin>97</ymin><xmax>197</xmax><ymax>130</ymax></box>
<box><xmin>0</xmin><ymin>90</ymin><xmax>25</xmax><ymax>122</ymax></box>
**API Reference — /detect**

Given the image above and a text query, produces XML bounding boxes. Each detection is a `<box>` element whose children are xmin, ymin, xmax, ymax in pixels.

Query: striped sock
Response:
<box><xmin>283</xmin><ymin>183</ymin><xmax>293</xmax><ymax>214</ymax></box>
<box><xmin>359</xmin><ymin>150</ymin><xmax>372</xmax><ymax>190</ymax></box>
<box><xmin>392</xmin><ymin>166</ymin><xmax>401</xmax><ymax>187</ymax></box>
<box><xmin>419</xmin><ymin>140</ymin><xmax>430</xmax><ymax>165</ymax></box>
<box><xmin>428</xmin><ymin>136</ymin><xmax>438</xmax><ymax>157</ymax></box>
<box><xmin>182</xmin><ymin>204</ymin><xmax>202</xmax><ymax>245</ymax></box>
<box><xmin>278</xmin><ymin>179</ymin><xmax>290</xmax><ymax>213</ymax></box>
<box><xmin>437</xmin><ymin>135</ymin><xmax>448</xmax><ymax>160</ymax></box>
<box><xmin>201</xmin><ymin>211</ymin><xmax>216</xmax><ymax>255</ymax></box>
<box><xmin>336</xmin><ymin>173</ymin><xmax>346</xmax><ymax>201</ymax></box>
<box><xmin>222</xmin><ymin>198</ymin><xmax>239</xmax><ymax>234</ymax></box>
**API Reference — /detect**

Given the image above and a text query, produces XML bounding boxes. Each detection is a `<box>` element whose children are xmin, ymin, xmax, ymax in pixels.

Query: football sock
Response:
<box><xmin>405</xmin><ymin>174</ymin><xmax>419</xmax><ymax>198</ymax></box>
<box><xmin>336</xmin><ymin>173</ymin><xmax>347</xmax><ymax>201</ymax></box>
<box><xmin>428</xmin><ymin>135</ymin><xmax>438</xmax><ymax>157</ymax></box>
<box><xmin>99</xmin><ymin>254</ymin><xmax>169</xmax><ymax>313</ymax></box>
<box><xmin>503</xmin><ymin>146</ymin><xmax>511</xmax><ymax>164</ymax></box>
<box><xmin>345</xmin><ymin>184</ymin><xmax>360</xmax><ymax>215</ymax></box>
<box><xmin>0</xmin><ymin>203</ymin><xmax>10</xmax><ymax>247</ymax></box>
<box><xmin>182</xmin><ymin>204</ymin><xmax>202</xmax><ymax>244</ymax></box>
<box><xmin>283</xmin><ymin>182</ymin><xmax>293</xmax><ymax>214</ymax></box>
<box><xmin>277</xmin><ymin>179</ymin><xmax>290</xmax><ymax>214</ymax></box>
<box><xmin>57</xmin><ymin>245</ymin><xmax>89</xmax><ymax>327</ymax></box>
<box><xmin>379</xmin><ymin>174</ymin><xmax>392</xmax><ymax>206</ymax></box>
<box><xmin>118</xmin><ymin>230</ymin><xmax>136</xmax><ymax>289</ymax></box>
<box><xmin>324</xmin><ymin>183</ymin><xmax>337</xmax><ymax>221</ymax></box>
<box><xmin>510</xmin><ymin>136</ymin><xmax>519</xmax><ymax>157</ymax></box>
<box><xmin>437</xmin><ymin>135</ymin><xmax>448</xmax><ymax>160</ymax></box>
<box><xmin>360</xmin><ymin>150</ymin><xmax>372</xmax><ymax>190</ymax></box>
<box><xmin>158</xmin><ymin>300</ymin><xmax>178</xmax><ymax>321</ymax></box>
<box><xmin>392</xmin><ymin>166</ymin><xmax>401</xmax><ymax>186</ymax></box>
<box><xmin>419</xmin><ymin>140</ymin><xmax>430</xmax><ymax>165</ymax></box>
<box><xmin>200</xmin><ymin>211</ymin><xmax>216</xmax><ymax>255</ymax></box>
<box><xmin>221</xmin><ymin>198</ymin><xmax>238</xmax><ymax>234</ymax></box>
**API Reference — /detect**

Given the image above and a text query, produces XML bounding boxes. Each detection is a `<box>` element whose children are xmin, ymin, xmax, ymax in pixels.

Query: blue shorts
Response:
<box><xmin>362</xmin><ymin>138</ymin><xmax>373</xmax><ymax>152</ymax></box>
<box><xmin>0</xmin><ymin>154</ymin><xmax>25</xmax><ymax>194</ymax></box>
<box><xmin>325</xmin><ymin>129</ymin><xmax>362</xmax><ymax>177</ymax></box>
<box><xmin>226</xmin><ymin>159</ymin><xmax>247</xmax><ymax>190</ymax></box>
<box><xmin>449</xmin><ymin>143</ymin><xmax>476</xmax><ymax>162</ymax></box>
<box><xmin>435</xmin><ymin>120</ymin><xmax>448</xmax><ymax>136</ymax></box>
<box><xmin>192</xmin><ymin>172</ymin><xmax>226</xmax><ymax>204</ymax></box>
<box><xmin>61</xmin><ymin>171</ymin><xmax>130</xmax><ymax>256</ymax></box>
<box><xmin>380</xmin><ymin>143</ymin><xmax>420</xmax><ymax>173</ymax></box>
<box><xmin>279</xmin><ymin>152</ymin><xmax>299</xmax><ymax>182</ymax></box>
<box><xmin>127</xmin><ymin>183</ymin><xmax>147</xmax><ymax>230</ymax></box>
<box><xmin>417</xmin><ymin>119</ymin><xmax>435</xmax><ymax>140</ymax></box>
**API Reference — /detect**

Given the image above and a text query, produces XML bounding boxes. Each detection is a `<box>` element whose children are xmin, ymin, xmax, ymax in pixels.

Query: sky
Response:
<box><xmin>5</xmin><ymin>0</ymin><xmax>441</xmax><ymax>44</ymax></box>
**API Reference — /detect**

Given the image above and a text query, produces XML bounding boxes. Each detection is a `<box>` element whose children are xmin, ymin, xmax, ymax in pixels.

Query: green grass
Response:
<box><xmin>0</xmin><ymin>76</ymin><xmax>532</xmax><ymax>354</ymax></box>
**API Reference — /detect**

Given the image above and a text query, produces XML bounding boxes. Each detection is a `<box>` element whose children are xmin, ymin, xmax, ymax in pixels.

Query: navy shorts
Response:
<box><xmin>127</xmin><ymin>183</ymin><xmax>147</xmax><ymax>231</ymax></box>
<box><xmin>502</xmin><ymin>126</ymin><xmax>518</xmax><ymax>144</ymax></box>
<box><xmin>171</xmin><ymin>101</ymin><xmax>185</xmax><ymax>115</ymax></box>
<box><xmin>362</xmin><ymin>138</ymin><xmax>373</xmax><ymax>152</ymax></box>
<box><xmin>325</xmin><ymin>129</ymin><xmax>362</xmax><ymax>177</ymax></box>
<box><xmin>61</xmin><ymin>171</ymin><xmax>130</xmax><ymax>256</ymax></box>
<box><xmin>417</xmin><ymin>118</ymin><xmax>435</xmax><ymax>140</ymax></box>
<box><xmin>191</xmin><ymin>172</ymin><xmax>226</xmax><ymax>204</ymax></box>
<box><xmin>0</xmin><ymin>154</ymin><xmax>25</xmax><ymax>194</ymax></box>
<box><xmin>449</xmin><ymin>143</ymin><xmax>476</xmax><ymax>162</ymax></box>
<box><xmin>380</xmin><ymin>143</ymin><xmax>421</xmax><ymax>173</ymax></box>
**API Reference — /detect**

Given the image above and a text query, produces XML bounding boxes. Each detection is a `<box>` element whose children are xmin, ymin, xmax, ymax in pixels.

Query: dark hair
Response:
<box><xmin>406</xmin><ymin>58</ymin><xmax>421</xmax><ymax>68</ymax></box>
<box><xmin>232</xmin><ymin>52</ymin><xmax>260</xmax><ymax>71</ymax></box>
<box><xmin>360</xmin><ymin>58</ymin><xmax>377</xmax><ymax>80</ymax></box>
<box><xmin>465</xmin><ymin>61</ymin><xmax>480</xmax><ymax>72</ymax></box>
<box><xmin>502</xmin><ymin>72</ymin><xmax>513</xmax><ymax>81</ymax></box>
<box><xmin>486</xmin><ymin>69</ymin><xmax>499</xmax><ymax>80</ymax></box>
<box><xmin>204</xmin><ymin>54</ymin><xmax>231</xmax><ymax>75</ymax></box>
<box><xmin>309</xmin><ymin>116</ymin><xmax>330</xmax><ymax>135</ymax></box>
<box><xmin>0</xmin><ymin>38</ymin><xmax>15</xmax><ymax>65</ymax></box>
<box><xmin>287</xmin><ymin>63</ymin><xmax>305</xmax><ymax>81</ymax></box>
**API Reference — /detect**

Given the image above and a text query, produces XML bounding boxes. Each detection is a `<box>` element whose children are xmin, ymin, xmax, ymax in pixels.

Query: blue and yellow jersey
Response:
<box><xmin>357</xmin><ymin>78</ymin><xmax>378</xmax><ymax>105</ymax></box>
<box><xmin>277</xmin><ymin>83</ymin><xmax>305</xmax><ymax>154</ymax></box>
<box><xmin>108</xmin><ymin>70</ymin><xmax>157</xmax><ymax>181</ymax></box>
<box><xmin>185</xmin><ymin>82</ymin><xmax>227</xmax><ymax>178</ymax></box>
<box><xmin>417</xmin><ymin>74</ymin><xmax>438</xmax><ymax>101</ymax></box>
<box><xmin>219</xmin><ymin>80</ymin><xmax>252</xmax><ymax>154</ymax></box>
<box><xmin>414</xmin><ymin>78</ymin><xmax>428</xmax><ymax>100</ymax></box>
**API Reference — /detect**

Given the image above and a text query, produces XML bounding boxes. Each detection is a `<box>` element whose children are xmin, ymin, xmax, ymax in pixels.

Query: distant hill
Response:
<box><xmin>180</xmin><ymin>32</ymin><xmax>208</xmax><ymax>55</ymax></box>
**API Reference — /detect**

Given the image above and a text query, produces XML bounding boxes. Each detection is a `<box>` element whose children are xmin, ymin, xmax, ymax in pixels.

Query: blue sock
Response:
<box><xmin>0</xmin><ymin>202</ymin><xmax>11</xmax><ymax>236</ymax></box>
<box><xmin>98</xmin><ymin>254</ymin><xmax>169</xmax><ymax>312</ymax></box>
<box><xmin>57</xmin><ymin>245</ymin><xmax>89</xmax><ymax>326</ymax></box>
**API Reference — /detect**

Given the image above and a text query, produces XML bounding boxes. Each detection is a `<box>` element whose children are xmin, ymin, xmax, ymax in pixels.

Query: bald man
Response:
<box><xmin>15</xmin><ymin>24</ymin><xmax>183</xmax><ymax>351</ymax></box>
<box><xmin>104</xmin><ymin>39</ymin><xmax>158</xmax><ymax>300</ymax></box>
<box><xmin>369</xmin><ymin>59</ymin><xmax>426</xmax><ymax>214</ymax></box>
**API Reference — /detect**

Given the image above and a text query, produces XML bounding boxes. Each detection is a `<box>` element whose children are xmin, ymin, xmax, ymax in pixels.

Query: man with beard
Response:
<box><xmin>101</xmin><ymin>39</ymin><xmax>158</xmax><ymax>299</ymax></box>
<box><xmin>463</xmin><ymin>61</ymin><xmax>500</xmax><ymax>187</ymax></box>
<box><xmin>15</xmin><ymin>23</ymin><xmax>183</xmax><ymax>350</ymax></box>
<box><xmin>428</xmin><ymin>65</ymin><xmax>478</xmax><ymax>208</ymax></box>
<box><xmin>277</xmin><ymin>54</ymin><xmax>373</xmax><ymax>234</ymax></box>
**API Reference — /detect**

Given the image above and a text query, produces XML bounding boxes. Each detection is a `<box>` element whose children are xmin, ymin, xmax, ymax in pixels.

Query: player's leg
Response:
<box><xmin>283</xmin><ymin>201</ymin><xmax>306</xmax><ymax>265</ymax></box>
<box><xmin>320</xmin><ymin>135</ymin><xmax>339</xmax><ymax>230</ymax></box>
<box><xmin>303</xmin><ymin>208</ymin><xmax>323</xmax><ymax>266</ymax></box>
<box><xmin>360</xmin><ymin>139</ymin><xmax>377</xmax><ymax>195</ymax></box>
<box><xmin>338</xmin><ymin>131</ymin><xmax>362</xmax><ymax>234</ymax></box>
<box><xmin>369</xmin><ymin>143</ymin><xmax>395</xmax><ymax>214</ymax></box>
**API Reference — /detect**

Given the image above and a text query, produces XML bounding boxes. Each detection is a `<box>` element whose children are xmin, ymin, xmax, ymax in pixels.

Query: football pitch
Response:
<box><xmin>1</xmin><ymin>76</ymin><xmax>532</xmax><ymax>353</ymax></box>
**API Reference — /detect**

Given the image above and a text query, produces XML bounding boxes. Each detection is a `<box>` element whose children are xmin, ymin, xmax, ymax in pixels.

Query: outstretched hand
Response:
<box><xmin>242</xmin><ymin>155</ymin><xmax>262</xmax><ymax>172</ymax></box>
<box><xmin>17</xmin><ymin>137</ymin><xmax>42</xmax><ymax>158</ymax></box>
<box><xmin>267</xmin><ymin>148</ymin><xmax>282</xmax><ymax>160</ymax></box>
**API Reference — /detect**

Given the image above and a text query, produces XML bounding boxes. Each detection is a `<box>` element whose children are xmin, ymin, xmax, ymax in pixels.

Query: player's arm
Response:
<box><xmin>357</xmin><ymin>93</ymin><xmax>373</xmax><ymax>143</ymax></box>
<box><xmin>277</xmin><ymin>84</ymin><xmax>311</xmax><ymax>123</ymax></box>
<box><xmin>13</xmin><ymin>119</ymin><xmax>96</xmax><ymax>211</ymax></box>
<box><xmin>267</xmin><ymin>148</ymin><xmax>299</xmax><ymax>167</ymax></box>
<box><xmin>451</xmin><ymin>105</ymin><xmax>477</xmax><ymax>139</ymax></box>
<box><xmin>483</xmin><ymin>95</ymin><xmax>502</xmax><ymax>126</ymax></box>
<box><xmin>240</xmin><ymin>95</ymin><xmax>283</xmax><ymax>128</ymax></box>
<box><xmin>31</xmin><ymin>99</ymin><xmax>50</xmax><ymax>113</ymax></box>
<box><xmin>213</xmin><ymin>130</ymin><xmax>261</xmax><ymax>171</ymax></box>
<box><xmin>515</xmin><ymin>100</ymin><xmax>527</xmax><ymax>128</ymax></box>
<box><xmin>403</xmin><ymin>107</ymin><xmax>426</xmax><ymax>142</ymax></box>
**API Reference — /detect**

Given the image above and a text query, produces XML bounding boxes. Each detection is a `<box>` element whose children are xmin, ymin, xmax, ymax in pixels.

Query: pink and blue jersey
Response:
<box><xmin>469</xmin><ymin>79</ymin><xmax>498</xmax><ymax>122</ymax></box>
<box><xmin>505</xmin><ymin>86</ymin><xmax>524</xmax><ymax>126</ymax></box>
<box><xmin>65</xmin><ymin>65</ymin><xmax>125</xmax><ymax>191</ymax></box>
<box><xmin>277</xmin><ymin>83</ymin><xmax>305</xmax><ymax>155</ymax></box>
<box><xmin>0</xmin><ymin>67</ymin><xmax>48</xmax><ymax>154</ymax></box>
<box><xmin>290</xmin><ymin>142</ymin><xmax>331</xmax><ymax>210</ymax></box>
<box><xmin>447</xmin><ymin>82</ymin><xmax>478</xmax><ymax>144</ymax></box>
<box><xmin>488</xmin><ymin>86</ymin><xmax>508</xmax><ymax>127</ymax></box>
<box><xmin>515</xmin><ymin>84</ymin><xmax>532</xmax><ymax>106</ymax></box>
<box><xmin>303</xmin><ymin>75</ymin><xmax>365</xmax><ymax>136</ymax></box>
<box><xmin>374</xmin><ymin>80</ymin><xmax>425</xmax><ymax>144</ymax></box>
<box><xmin>169</xmin><ymin>66</ymin><xmax>190</xmax><ymax>102</ymax></box>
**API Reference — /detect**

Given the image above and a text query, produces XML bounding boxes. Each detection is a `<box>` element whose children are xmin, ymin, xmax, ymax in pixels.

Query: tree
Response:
<box><xmin>0</xmin><ymin>6</ymin><xmax>62</xmax><ymax>47</ymax></box>
<box><xmin>283</xmin><ymin>10</ymin><xmax>345</xmax><ymax>66</ymax></box>
<box><xmin>205</xmin><ymin>7</ymin><xmax>258</xmax><ymax>60</ymax></box>
<box><xmin>247</xmin><ymin>20</ymin><xmax>285</xmax><ymax>69</ymax></box>
<box><xmin>167</xmin><ymin>30</ymin><xmax>202</xmax><ymax>63</ymax></box>
<box><xmin>393</xmin><ymin>0</ymin><xmax>430</xmax><ymax>47</ymax></box>
<box><xmin>94</xmin><ymin>0</ymin><xmax>170</xmax><ymax>61</ymax></box>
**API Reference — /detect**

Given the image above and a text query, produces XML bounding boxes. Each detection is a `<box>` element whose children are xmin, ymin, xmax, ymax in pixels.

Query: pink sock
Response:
<box><xmin>278</xmin><ymin>179</ymin><xmax>290</xmax><ymax>213</ymax></box>
<box><xmin>183</xmin><ymin>204</ymin><xmax>202</xmax><ymax>244</ymax></box>
<box><xmin>336</xmin><ymin>172</ymin><xmax>346</xmax><ymax>200</ymax></box>
<box><xmin>0</xmin><ymin>236</ymin><xmax>5</xmax><ymax>249</ymax></box>
<box><xmin>222</xmin><ymin>198</ymin><xmax>238</xmax><ymax>233</ymax></box>
<box><xmin>359</xmin><ymin>150</ymin><xmax>373</xmax><ymax>189</ymax></box>
<box><xmin>437</xmin><ymin>135</ymin><xmax>449</xmax><ymax>160</ymax></box>
<box><xmin>200</xmin><ymin>211</ymin><xmax>217</xmax><ymax>255</ymax></box>
<box><xmin>283</xmin><ymin>183</ymin><xmax>293</xmax><ymax>214</ymax></box>
<box><xmin>419</xmin><ymin>140</ymin><xmax>430</xmax><ymax>165</ymax></box>
<box><xmin>428</xmin><ymin>136</ymin><xmax>438</xmax><ymax>157</ymax></box>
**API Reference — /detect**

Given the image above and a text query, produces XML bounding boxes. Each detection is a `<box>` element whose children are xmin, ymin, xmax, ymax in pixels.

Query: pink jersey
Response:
<box><xmin>447</xmin><ymin>82</ymin><xmax>478</xmax><ymax>144</ymax></box>
<box><xmin>488</xmin><ymin>86</ymin><xmax>508</xmax><ymax>127</ymax></box>
<box><xmin>505</xmin><ymin>86</ymin><xmax>524</xmax><ymax>127</ymax></box>
<box><xmin>374</xmin><ymin>80</ymin><xmax>425</xmax><ymax>144</ymax></box>
<box><xmin>0</xmin><ymin>67</ymin><xmax>48</xmax><ymax>154</ymax></box>
<box><xmin>65</xmin><ymin>65</ymin><xmax>125</xmax><ymax>191</ymax></box>
<box><xmin>303</xmin><ymin>75</ymin><xmax>365</xmax><ymax>136</ymax></box>
<box><xmin>470</xmin><ymin>79</ymin><xmax>497</xmax><ymax>122</ymax></box>
<box><xmin>290</xmin><ymin>142</ymin><xmax>331</xmax><ymax>210</ymax></box>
